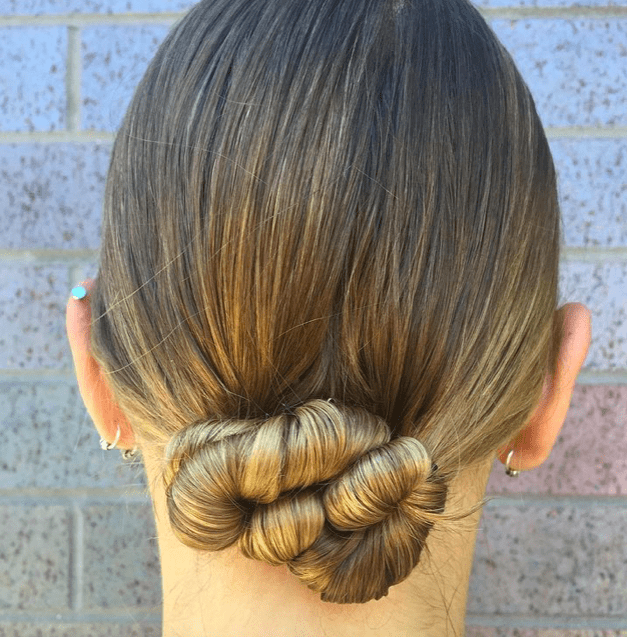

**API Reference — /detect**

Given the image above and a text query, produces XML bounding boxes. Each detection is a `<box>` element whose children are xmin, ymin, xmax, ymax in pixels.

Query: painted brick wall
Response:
<box><xmin>0</xmin><ymin>1</ymin><xmax>625</xmax><ymax>636</ymax></box>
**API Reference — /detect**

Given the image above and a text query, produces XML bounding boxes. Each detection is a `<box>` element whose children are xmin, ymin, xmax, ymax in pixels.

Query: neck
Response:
<box><xmin>141</xmin><ymin>451</ymin><xmax>493</xmax><ymax>637</ymax></box>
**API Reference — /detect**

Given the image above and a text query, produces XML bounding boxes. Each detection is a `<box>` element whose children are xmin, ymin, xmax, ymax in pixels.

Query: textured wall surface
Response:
<box><xmin>0</xmin><ymin>0</ymin><xmax>625</xmax><ymax>636</ymax></box>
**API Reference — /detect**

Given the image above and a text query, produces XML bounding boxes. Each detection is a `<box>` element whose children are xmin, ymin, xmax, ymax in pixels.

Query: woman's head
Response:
<box><xmin>89</xmin><ymin>0</ymin><xmax>563</xmax><ymax>604</ymax></box>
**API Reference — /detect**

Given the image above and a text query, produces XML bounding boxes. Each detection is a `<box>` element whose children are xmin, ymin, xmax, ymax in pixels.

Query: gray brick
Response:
<box><xmin>0</xmin><ymin>380</ymin><xmax>148</xmax><ymax>489</ymax></box>
<box><xmin>0</xmin><ymin>264</ymin><xmax>70</xmax><ymax>369</ymax></box>
<box><xmin>0</xmin><ymin>27</ymin><xmax>66</xmax><ymax>133</ymax></box>
<box><xmin>1</xmin><ymin>0</ymin><xmax>196</xmax><ymax>15</ymax></box>
<box><xmin>468</xmin><ymin>503</ymin><xmax>627</xmax><ymax>615</ymax></box>
<box><xmin>0</xmin><ymin>624</ymin><xmax>160</xmax><ymax>636</ymax></box>
<box><xmin>552</xmin><ymin>138</ymin><xmax>627</xmax><ymax>248</ymax></box>
<box><xmin>0</xmin><ymin>505</ymin><xmax>70</xmax><ymax>611</ymax></box>
<box><xmin>81</xmin><ymin>25</ymin><xmax>171</xmax><ymax>132</ymax></box>
<box><xmin>83</xmin><ymin>504</ymin><xmax>161</xmax><ymax>610</ymax></box>
<box><xmin>559</xmin><ymin>261</ymin><xmax>627</xmax><ymax>370</ymax></box>
<box><xmin>0</xmin><ymin>144</ymin><xmax>111</xmax><ymax>250</ymax></box>
<box><xmin>492</xmin><ymin>19</ymin><xmax>627</xmax><ymax>127</ymax></box>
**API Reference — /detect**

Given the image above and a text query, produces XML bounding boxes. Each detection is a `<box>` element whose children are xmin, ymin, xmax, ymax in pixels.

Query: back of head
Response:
<box><xmin>90</xmin><ymin>0</ymin><xmax>563</xmax><ymax>604</ymax></box>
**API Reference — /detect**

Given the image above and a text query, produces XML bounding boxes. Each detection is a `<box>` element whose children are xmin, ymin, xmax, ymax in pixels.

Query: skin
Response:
<box><xmin>66</xmin><ymin>278</ymin><xmax>591</xmax><ymax>637</ymax></box>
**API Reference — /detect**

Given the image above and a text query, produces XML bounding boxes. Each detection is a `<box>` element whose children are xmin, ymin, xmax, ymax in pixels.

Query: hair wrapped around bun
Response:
<box><xmin>163</xmin><ymin>398</ymin><xmax>448</xmax><ymax>603</ymax></box>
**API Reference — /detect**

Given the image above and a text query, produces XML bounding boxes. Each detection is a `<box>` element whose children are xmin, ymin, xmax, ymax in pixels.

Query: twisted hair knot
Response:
<box><xmin>163</xmin><ymin>398</ymin><xmax>448</xmax><ymax>603</ymax></box>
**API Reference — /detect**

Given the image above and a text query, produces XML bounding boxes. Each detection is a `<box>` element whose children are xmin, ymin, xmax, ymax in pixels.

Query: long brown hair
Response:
<box><xmin>91</xmin><ymin>0</ymin><xmax>563</xmax><ymax>604</ymax></box>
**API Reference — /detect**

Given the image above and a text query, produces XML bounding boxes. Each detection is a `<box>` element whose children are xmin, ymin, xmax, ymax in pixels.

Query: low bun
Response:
<box><xmin>163</xmin><ymin>399</ymin><xmax>448</xmax><ymax>603</ymax></box>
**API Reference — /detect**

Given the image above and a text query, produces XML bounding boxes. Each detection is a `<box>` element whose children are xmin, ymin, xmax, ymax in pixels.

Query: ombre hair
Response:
<box><xmin>91</xmin><ymin>0</ymin><xmax>563</xmax><ymax>604</ymax></box>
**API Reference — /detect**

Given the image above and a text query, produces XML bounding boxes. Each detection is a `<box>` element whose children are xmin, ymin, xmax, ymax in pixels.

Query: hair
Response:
<box><xmin>90</xmin><ymin>0</ymin><xmax>564</xmax><ymax>605</ymax></box>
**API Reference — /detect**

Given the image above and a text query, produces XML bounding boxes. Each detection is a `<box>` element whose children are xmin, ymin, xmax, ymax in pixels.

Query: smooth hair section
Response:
<box><xmin>90</xmin><ymin>0</ymin><xmax>564</xmax><ymax>604</ymax></box>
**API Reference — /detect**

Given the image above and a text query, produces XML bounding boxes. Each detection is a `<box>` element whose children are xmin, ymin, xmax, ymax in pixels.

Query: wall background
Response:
<box><xmin>0</xmin><ymin>0</ymin><xmax>625</xmax><ymax>635</ymax></box>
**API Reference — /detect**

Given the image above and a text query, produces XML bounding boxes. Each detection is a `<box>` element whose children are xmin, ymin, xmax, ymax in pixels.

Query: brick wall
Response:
<box><xmin>0</xmin><ymin>1</ymin><xmax>625</xmax><ymax>636</ymax></box>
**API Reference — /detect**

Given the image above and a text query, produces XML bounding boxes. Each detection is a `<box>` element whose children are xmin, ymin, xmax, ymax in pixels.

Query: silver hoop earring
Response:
<box><xmin>99</xmin><ymin>424</ymin><xmax>121</xmax><ymax>450</ymax></box>
<box><xmin>505</xmin><ymin>449</ymin><xmax>520</xmax><ymax>477</ymax></box>
<box><xmin>99</xmin><ymin>424</ymin><xmax>139</xmax><ymax>459</ymax></box>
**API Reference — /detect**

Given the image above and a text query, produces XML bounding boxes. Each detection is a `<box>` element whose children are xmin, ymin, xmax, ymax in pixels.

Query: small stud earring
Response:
<box><xmin>71</xmin><ymin>285</ymin><xmax>88</xmax><ymax>300</ymax></box>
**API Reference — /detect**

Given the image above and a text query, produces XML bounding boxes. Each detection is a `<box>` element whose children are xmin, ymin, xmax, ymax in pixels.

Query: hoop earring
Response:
<box><xmin>505</xmin><ymin>449</ymin><xmax>520</xmax><ymax>477</ymax></box>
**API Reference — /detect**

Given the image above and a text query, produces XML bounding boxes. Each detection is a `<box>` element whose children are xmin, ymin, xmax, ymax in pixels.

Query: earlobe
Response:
<box><xmin>66</xmin><ymin>278</ymin><xmax>137</xmax><ymax>451</ymax></box>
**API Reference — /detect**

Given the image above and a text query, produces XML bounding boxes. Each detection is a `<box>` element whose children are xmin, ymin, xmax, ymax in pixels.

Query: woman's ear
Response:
<box><xmin>497</xmin><ymin>302</ymin><xmax>592</xmax><ymax>472</ymax></box>
<box><xmin>65</xmin><ymin>278</ymin><xmax>137</xmax><ymax>451</ymax></box>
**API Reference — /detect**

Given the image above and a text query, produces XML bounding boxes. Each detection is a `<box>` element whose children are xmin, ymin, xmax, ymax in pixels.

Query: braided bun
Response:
<box><xmin>163</xmin><ymin>399</ymin><xmax>448</xmax><ymax>604</ymax></box>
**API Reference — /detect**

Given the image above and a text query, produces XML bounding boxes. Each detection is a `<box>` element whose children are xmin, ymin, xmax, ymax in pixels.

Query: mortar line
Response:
<box><xmin>0</xmin><ymin>610</ymin><xmax>624</xmax><ymax>629</ymax></box>
<box><xmin>465</xmin><ymin>614</ymin><xmax>627</xmax><ymax>630</ymax></box>
<box><xmin>2</xmin><ymin>367</ymin><xmax>625</xmax><ymax>384</ymax></box>
<box><xmin>2</xmin><ymin>5</ymin><xmax>627</xmax><ymax>26</ymax></box>
<box><xmin>66</xmin><ymin>26</ymin><xmax>81</xmax><ymax>132</ymax></box>
<box><xmin>483</xmin><ymin>5</ymin><xmax>627</xmax><ymax>19</ymax></box>
<box><xmin>0</xmin><ymin>13</ymin><xmax>181</xmax><ymax>27</ymax></box>
<box><xmin>546</xmin><ymin>127</ymin><xmax>627</xmax><ymax>138</ymax></box>
<box><xmin>0</xmin><ymin>246</ymin><xmax>626</xmax><ymax>262</ymax></box>
<box><xmin>0</xmin><ymin>490</ymin><xmax>624</xmax><ymax>507</ymax></box>
<box><xmin>0</xmin><ymin>127</ymin><xmax>626</xmax><ymax>145</ymax></box>
<box><xmin>0</xmin><ymin>611</ymin><xmax>162</xmax><ymax>623</ymax></box>
<box><xmin>0</xmin><ymin>131</ymin><xmax>115</xmax><ymax>143</ymax></box>
<box><xmin>0</xmin><ymin>369</ymin><xmax>76</xmax><ymax>380</ymax></box>
<box><xmin>0</xmin><ymin>367</ymin><xmax>625</xmax><ymax>384</ymax></box>
<box><xmin>0</xmin><ymin>249</ymin><xmax>98</xmax><ymax>261</ymax></box>
<box><xmin>561</xmin><ymin>247</ymin><xmax>627</xmax><ymax>261</ymax></box>
<box><xmin>68</xmin><ymin>502</ymin><xmax>84</xmax><ymax>612</ymax></box>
